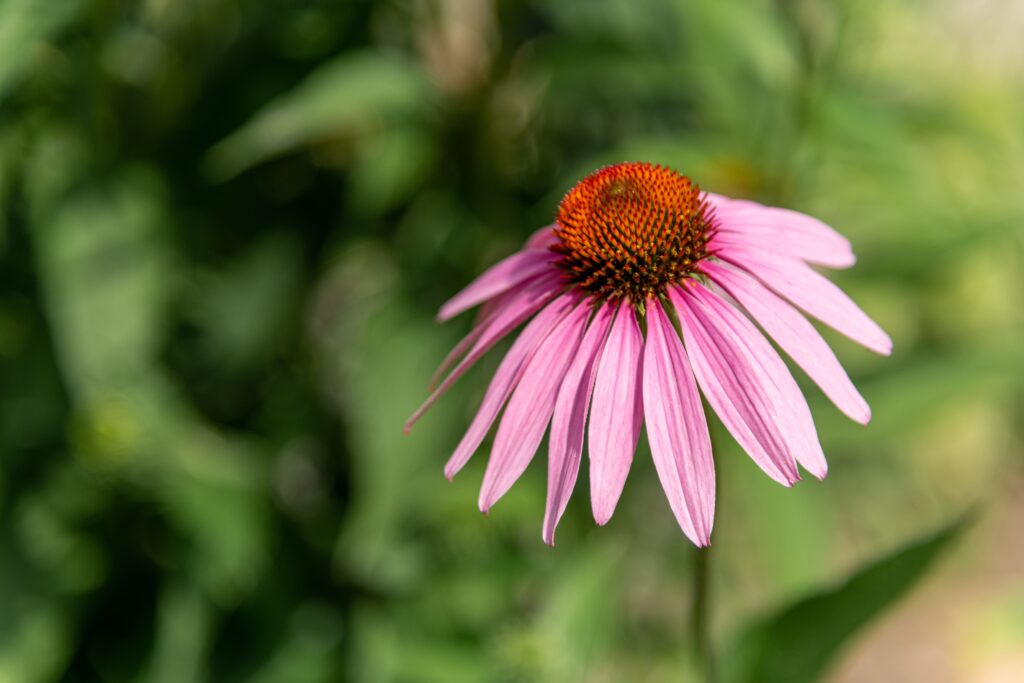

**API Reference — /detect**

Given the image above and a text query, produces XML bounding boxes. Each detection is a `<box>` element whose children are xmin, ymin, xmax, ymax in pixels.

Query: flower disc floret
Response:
<box><xmin>552</xmin><ymin>162</ymin><xmax>714</xmax><ymax>301</ymax></box>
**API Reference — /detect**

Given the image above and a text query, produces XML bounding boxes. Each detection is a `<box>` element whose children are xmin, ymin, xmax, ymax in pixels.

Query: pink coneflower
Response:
<box><xmin>407</xmin><ymin>162</ymin><xmax>890</xmax><ymax>546</ymax></box>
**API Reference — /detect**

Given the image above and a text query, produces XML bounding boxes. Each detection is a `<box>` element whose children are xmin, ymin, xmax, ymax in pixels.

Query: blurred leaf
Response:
<box><xmin>28</xmin><ymin>168</ymin><xmax>174</xmax><ymax>398</ymax></box>
<box><xmin>347</xmin><ymin>603</ymin><xmax>486</xmax><ymax>683</ymax></box>
<box><xmin>0</xmin><ymin>600</ymin><xmax>73</xmax><ymax>683</ymax></box>
<box><xmin>204</xmin><ymin>51</ymin><xmax>434</xmax><ymax>180</ymax></box>
<box><xmin>0</xmin><ymin>0</ymin><xmax>1022</xmax><ymax>680</ymax></box>
<box><xmin>320</xmin><ymin>243</ymin><xmax>462</xmax><ymax>589</ymax></box>
<box><xmin>722</xmin><ymin>515</ymin><xmax>970</xmax><ymax>683</ymax></box>
<box><xmin>190</xmin><ymin>232</ymin><xmax>303</xmax><ymax>370</ymax></box>
<box><xmin>540</xmin><ymin>0</ymin><xmax>677</xmax><ymax>44</ymax></box>
<box><xmin>349</xmin><ymin>125</ymin><xmax>439</xmax><ymax>216</ymax></box>
<box><xmin>138</xmin><ymin>583</ymin><xmax>212</xmax><ymax>683</ymax></box>
<box><xmin>814</xmin><ymin>341</ymin><xmax>1024</xmax><ymax>449</ymax></box>
<box><xmin>0</xmin><ymin>0</ymin><xmax>83</xmax><ymax>102</ymax></box>
<box><xmin>247</xmin><ymin>604</ymin><xmax>343</xmax><ymax>683</ymax></box>
<box><xmin>496</xmin><ymin>546</ymin><xmax>621</xmax><ymax>682</ymax></box>
<box><xmin>0</xmin><ymin>122</ymin><xmax>29</xmax><ymax>251</ymax></box>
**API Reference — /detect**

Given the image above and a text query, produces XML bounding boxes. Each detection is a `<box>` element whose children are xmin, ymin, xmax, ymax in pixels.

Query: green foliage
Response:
<box><xmin>204</xmin><ymin>51</ymin><xmax>435</xmax><ymax>181</ymax></box>
<box><xmin>0</xmin><ymin>0</ymin><xmax>1021</xmax><ymax>681</ymax></box>
<box><xmin>723</xmin><ymin>516</ymin><xmax>970</xmax><ymax>683</ymax></box>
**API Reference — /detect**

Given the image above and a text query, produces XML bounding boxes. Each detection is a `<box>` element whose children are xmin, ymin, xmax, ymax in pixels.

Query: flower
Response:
<box><xmin>407</xmin><ymin>162</ymin><xmax>890</xmax><ymax>546</ymax></box>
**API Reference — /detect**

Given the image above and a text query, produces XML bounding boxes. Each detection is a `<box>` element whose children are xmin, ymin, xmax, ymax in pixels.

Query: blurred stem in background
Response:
<box><xmin>691</xmin><ymin>545</ymin><xmax>716</xmax><ymax>682</ymax></box>
<box><xmin>0</xmin><ymin>0</ymin><xmax>1020</xmax><ymax>681</ymax></box>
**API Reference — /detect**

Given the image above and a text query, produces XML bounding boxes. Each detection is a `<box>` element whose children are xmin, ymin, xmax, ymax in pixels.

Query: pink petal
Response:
<box><xmin>406</xmin><ymin>273</ymin><xmax>562</xmax><ymax>433</ymax></box>
<box><xmin>543</xmin><ymin>302</ymin><xmax>614</xmax><ymax>545</ymax></box>
<box><xmin>642</xmin><ymin>298</ymin><xmax>715</xmax><ymax>546</ymax></box>
<box><xmin>718</xmin><ymin>247</ymin><xmax>892</xmax><ymax>356</ymax></box>
<box><xmin>704</xmin><ymin>192</ymin><xmax>761</xmax><ymax>212</ymax></box>
<box><xmin>588</xmin><ymin>300</ymin><xmax>644</xmax><ymax>525</ymax></box>
<box><xmin>710</xmin><ymin>232</ymin><xmax>855</xmax><ymax>270</ymax></box>
<box><xmin>427</xmin><ymin>312</ymin><xmax>492</xmax><ymax>391</ymax></box>
<box><xmin>437</xmin><ymin>249</ymin><xmax>557</xmax><ymax>322</ymax></box>
<box><xmin>670</xmin><ymin>284</ymin><xmax>804</xmax><ymax>485</ymax></box>
<box><xmin>705</xmin><ymin>192</ymin><xmax>856</xmax><ymax>269</ymax></box>
<box><xmin>525</xmin><ymin>224</ymin><xmax>558</xmax><ymax>250</ymax></box>
<box><xmin>683</xmin><ymin>283</ymin><xmax>828</xmax><ymax>479</ymax></box>
<box><xmin>479</xmin><ymin>299</ymin><xmax>591</xmax><ymax>512</ymax></box>
<box><xmin>430</xmin><ymin>275</ymin><xmax>548</xmax><ymax>391</ymax></box>
<box><xmin>441</xmin><ymin>292</ymin><xmax>576</xmax><ymax>479</ymax></box>
<box><xmin>702</xmin><ymin>261</ymin><xmax>871</xmax><ymax>424</ymax></box>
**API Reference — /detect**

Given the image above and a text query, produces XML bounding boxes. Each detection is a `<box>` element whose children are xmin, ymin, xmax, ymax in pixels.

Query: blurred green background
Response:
<box><xmin>1</xmin><ymin>0</ymin><xmax>1022</xmax><ymax>681</ymax></box>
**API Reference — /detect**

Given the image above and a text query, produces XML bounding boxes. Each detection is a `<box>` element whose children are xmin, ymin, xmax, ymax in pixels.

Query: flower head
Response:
<box><xmin>407</xmin><ymin>162</ymin><xmax>891</xmax><ymax>546</ymax></box>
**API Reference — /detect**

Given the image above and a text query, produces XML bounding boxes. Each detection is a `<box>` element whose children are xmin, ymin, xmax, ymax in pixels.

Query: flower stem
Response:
<box><xmin>691</xmin><ymin>545</ymin><xmax>716</xmax><ymax>682</ymax></box>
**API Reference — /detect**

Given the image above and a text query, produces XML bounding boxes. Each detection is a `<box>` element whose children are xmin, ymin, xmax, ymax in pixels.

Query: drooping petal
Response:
<box><xmin>684</xmin><ymin>283</ymin><xmax>828</xmax><ymax>479</ymax></box>
<box><xmin>479</xmin><ymin>300</ymin><xmax>591</xmax><ymax>512</ymax></box>
<box><xmin>675</xmin><ymin>282</ymin><xmax>827</xmax><ymax>481</ymax></box>
<box><xmin>642</xmin><ymin>298</ymin><xmax>715</xmax><ymax>546</ymax></box>
<box><xmin>670</xmin><ymin>284</ymin><xmax>803</xmax><ymax>485</ymax></box>
<box><xmin>439</xmin><ymin>292</ymin><xmax>576</xmax><ymax>479</ymax></box>
<box><xmin>431</xmin><ymin>275</ymin><xmax>549</xmax><ymax>390</ymax></box>
<box><xmin>432</xmin><ymin>286</ymin><xmax>528</xmax><ymax>393</ymax></box>
<box><xmin>718</xmin><ymin>247</ymin><xmax>892</xmax><ymax>355</ymax></box>
<box><xmin>428</xmin><ymin>310</ymin><xmax>492</xmax><ymax>391</ymax></box>
<box><xmin>588</xmin><ymin>300</ymin><xmax>644</xmax><ymax>525</ymax></box>
<box><xmin>705</xmin><ymin>192</ymin><xmax>856</xmax><ymax>269</ymax></box>
<box><xmin>437</xmin><ymin>249</ymin><xmax>557</xmax><ymax>322</ymax></box>
<box><xmin>543</xmin><ymin>302</ymin><xmax>614</xmax><ymax>545</ymax></box>
<box><xmin>702</xmin><ymin>261</ymin><xmax>871</xmax><ymax>424</ymax></box>
<box><xmin>406</xmin><ymin>273</ymin><xmax>562</xmax><ymax>432</ymax></box>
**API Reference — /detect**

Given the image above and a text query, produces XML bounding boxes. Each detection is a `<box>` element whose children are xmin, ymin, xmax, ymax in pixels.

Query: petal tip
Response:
<box><xmin>853</xmin><ymin>406</ymin><xmax>872</xmax><ymax>426</ymax></box>
<box><xmin>869</xmin><ymin>333</ymin><xmax>894</xmax><ymax>357</ymax></box>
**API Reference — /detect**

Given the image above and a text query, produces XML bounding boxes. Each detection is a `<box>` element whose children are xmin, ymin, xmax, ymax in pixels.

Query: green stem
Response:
<box><xmin>691</xmin><ymin>545</ymin><xmax>716</xmax><ymax>682</ymax></box>
<box><xmin>692</xmin><ymin>409</ymin><xmax>719</xmax><ymax>682</ymax></box>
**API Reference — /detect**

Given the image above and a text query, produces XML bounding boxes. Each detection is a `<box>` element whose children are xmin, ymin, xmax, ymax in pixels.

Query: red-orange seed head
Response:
<box><xmin>552</xmin><ymin>162</ymin><xmax>714</xmax><ymax>302</ymax></box>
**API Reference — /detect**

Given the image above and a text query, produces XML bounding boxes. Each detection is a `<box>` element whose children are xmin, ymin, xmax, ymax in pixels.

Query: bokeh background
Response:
<box><xmin>1</xmin><ymin>0</ymin><xmax>1022</xmax><ymax>681</ymax></box>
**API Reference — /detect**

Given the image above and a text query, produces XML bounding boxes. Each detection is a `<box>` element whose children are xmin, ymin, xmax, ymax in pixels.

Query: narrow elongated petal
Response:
<box><xmin>406</xmin><ymin>273</ymin><xmax>562</xmax><ymax>432</ymax></box>
<box><xmin>428</xmin><ymin>311</ymin><xmax>492</xmax><ymax>391</ymax></box>
<box><xmin>642</xmin><ymin>298</ymin><xmax>714</xmax><ymax>546</ymax></box>
<box><xmin>710</xmin><ymin>231</ymin><xmax>855</xmax><ymax>270</ymax></box>
<box><xmin>702</xmin><ymin>261</ymin><xmax>870</xmax><ymax>424</ymax></box>
<box><xmin>543</xmin><ymin>302</ymin><xmax>614</xmax><ymax>545</ymax></box>
<box><xmin>674</xmin><ymin>283</ymin><xmax>827</xmax><ymax>479</ymax></box>
<box><xmin>719</xmin><ymin>247</ymin><xmax>892</xmax><ymax>355</ymax></box>
<box><xmin>588</xmin><ymin>300</ymin><xmax>644</xmax><ymax>524</ymax></box>
<box><xmin>479</xmin><ymin>300</ymin><xmax>590</xmax><ymax>511</ymax></box>
<box><xmin>692</xmin><ymin>284</ymin><xmax>828</xmax><ymax>478</ymax></box>
<box><xmin>705</xmin><ymin>192</ymin><xmax>856</xmax><ymax>268</ymax></box>
<box><xmin>440</xmin><ymin>293</ymin><xmax>576</xmax><ymax>479</ymax></box>
<box><xmin>670</xmin><ymin>285</ymin><xmax>801</xmax><ymax>485</ymax></box>
<box><xmin>430</xmin><ymin>288</ymin><xmax>522</xmax><ymax>391</ymax></box>
<box><xmin>437</xmin><ymin>249</ymin><xmax>556</xmax><ymax>322</ymax></box>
